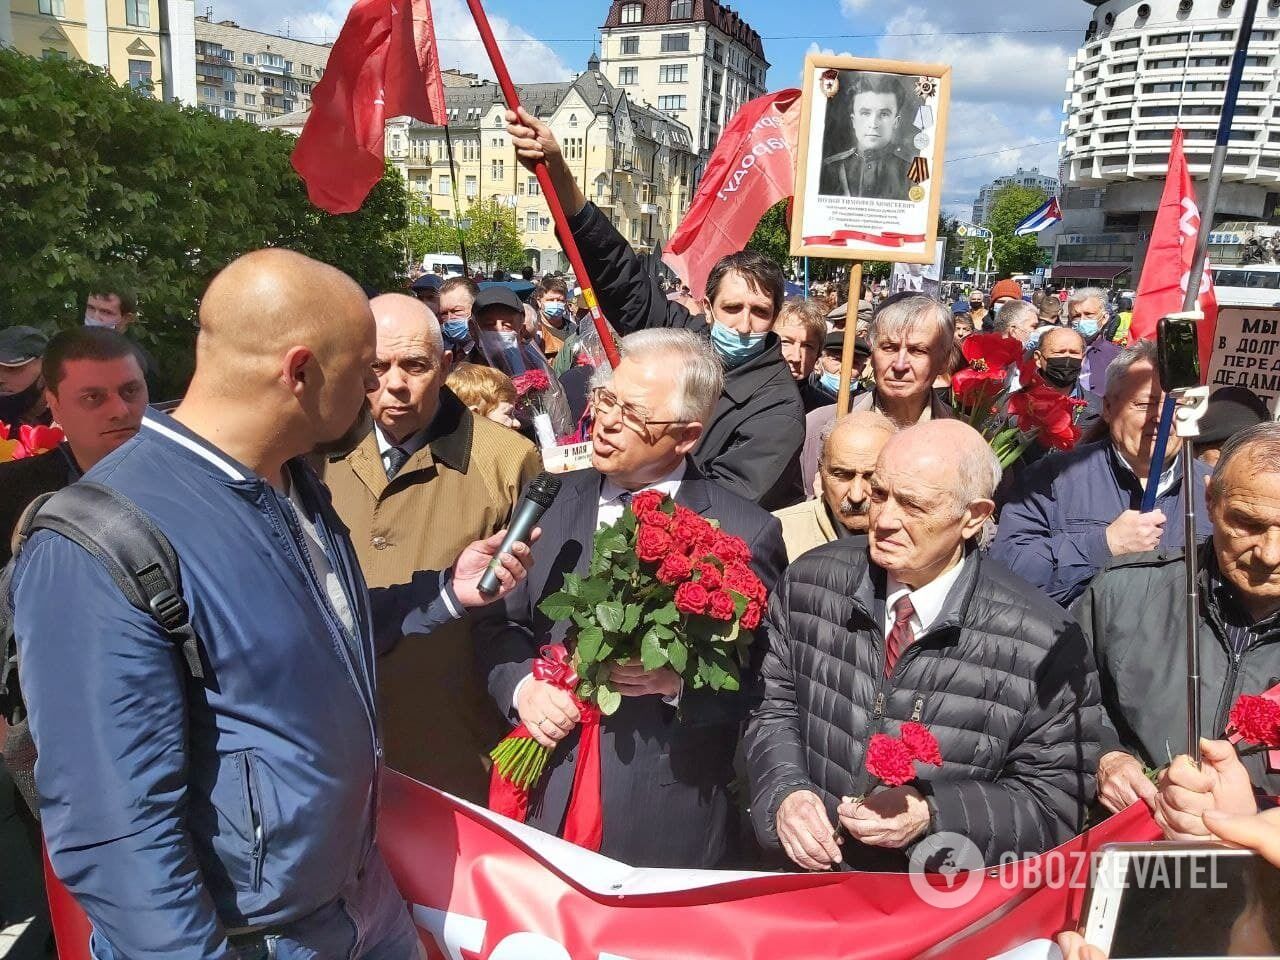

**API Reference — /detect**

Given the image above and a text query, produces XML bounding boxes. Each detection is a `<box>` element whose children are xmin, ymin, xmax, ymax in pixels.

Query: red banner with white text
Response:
<box><xmin>47</xmin><ymin>772</ymin><xmax>1160</xmax><ymax>960</ymax></box>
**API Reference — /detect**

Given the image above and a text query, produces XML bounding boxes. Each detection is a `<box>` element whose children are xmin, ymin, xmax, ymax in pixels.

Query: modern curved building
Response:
<box><xmin>1055</xmin><ymin>0</ymin><xmax>1280</xmax><ymax>285</ymax></box>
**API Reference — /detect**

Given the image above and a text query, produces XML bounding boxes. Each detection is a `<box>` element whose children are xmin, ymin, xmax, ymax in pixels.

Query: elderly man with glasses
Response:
<box><xmin>475</xmin><ymin>328</ymin><xmax>787</xmax><ymax>868</ymax></box>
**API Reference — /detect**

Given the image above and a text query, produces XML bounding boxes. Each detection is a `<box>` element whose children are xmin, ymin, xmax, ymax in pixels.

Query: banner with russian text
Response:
<box><xmin>47</xmin><ymin>772</ymin><xmax>1161</xmax><ymax>960</ymax></box>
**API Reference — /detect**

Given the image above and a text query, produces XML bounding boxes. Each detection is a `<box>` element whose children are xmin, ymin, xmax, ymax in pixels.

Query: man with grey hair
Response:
<box><xmin>1078</xmin><ymin>421</ymin><xmax>1280</xmax><ymax>823</ymax></box>
<box><xmin>994</xmin><ymin>339</ymin><xmax>1212</xmax><ymax>606</ymax></box>
<box><xmin>746</xmin><ymin>419</ymin><xmax>1102</xmax><ymax>871</ymax></box>
<box><xmin>994</xmin><ymin>299</ymin><xmax>1040</xmax><ymax>347</ymax></box>
<box><xmin>851</xmin><ymin>294</ymin><xmax>956</xmax><ymax>429</ymax></box>
<box><xmin>773</xmin><ymin>410</ymin><xmax>895</xmax><ymax>561</ymax></box>
<box><xmin>475</xmin><ymin>327</ymin><xmax>787</xmax><ymax>868</ymax></box>
<box><xmin>1068</xmin><ymin>286</ymin><xmax>1120</xmax><ymax>393</ymax></box>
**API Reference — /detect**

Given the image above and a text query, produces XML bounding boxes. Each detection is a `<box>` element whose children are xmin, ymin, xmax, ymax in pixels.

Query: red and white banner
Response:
<box><xmin>663</xmin><ymin>90</ymin><xmax>802</xmax><ymax>302</ymax></box>
<box><xmin>47</xmin><ymin>772</ymin><xmax>1160</xmax><ymax>960</ymax></box>
<box><xmin>1129</xmin><ymin>127</ymin><xmax>1218</xmax><ymax>375</ymax></box>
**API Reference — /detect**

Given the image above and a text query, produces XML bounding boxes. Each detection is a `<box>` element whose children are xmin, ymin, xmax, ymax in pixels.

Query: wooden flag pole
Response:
<box><xmin>465</xmin><ymin>0</ymin><xmax>622</xmax><ymax>369</ymax></box>
<box><xmin>836</xmin><ymin>262</ymin><xmax>863</xmax><ymax>416</ymax></box>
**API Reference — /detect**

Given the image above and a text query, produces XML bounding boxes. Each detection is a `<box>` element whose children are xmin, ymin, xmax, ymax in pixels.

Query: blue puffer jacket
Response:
<box><xmin>11</xmin><ymin>410</ymin><xmax>456</xmax><ymax>959</ymax></box>
<box><xmin>992</xmin><ymin>439</ymin><xmax>1212</xmax><ymax>606</ymax></box>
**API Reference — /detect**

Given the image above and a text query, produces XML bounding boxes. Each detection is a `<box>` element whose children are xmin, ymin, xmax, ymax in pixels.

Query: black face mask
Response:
<box><xmin>1041</xmin><ymin>356</ymin><xmax>1083</xmax><ymax>389</ymax></box>
<box><xmin>0</xmin><ymin>377</ymin><xmax>44</xmax><ymax>424</ymax></box>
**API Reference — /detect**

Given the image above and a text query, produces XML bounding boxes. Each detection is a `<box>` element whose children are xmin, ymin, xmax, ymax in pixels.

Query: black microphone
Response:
<box><xmin>477</xmin><ymin>472</ymin><xmax>561</xmax><ymax>596</ymax></box>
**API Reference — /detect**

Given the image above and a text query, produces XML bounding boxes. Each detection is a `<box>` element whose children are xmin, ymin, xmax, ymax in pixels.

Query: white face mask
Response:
<box><xmin>84</xmin><ymin>314</ymin><xmax>116</xmax><ymax>329</ymax></box>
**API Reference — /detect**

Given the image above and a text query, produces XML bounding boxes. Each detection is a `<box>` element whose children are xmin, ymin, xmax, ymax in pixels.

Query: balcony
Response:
<box><xmin>640</xmin><ymin>202</ymin><xmax>659</xmax><ymax>215</ymax></box>
<box><xmin>256</xmin><ymin>56</ymin><xmax>289</xmax><ymax>76</ymax></box>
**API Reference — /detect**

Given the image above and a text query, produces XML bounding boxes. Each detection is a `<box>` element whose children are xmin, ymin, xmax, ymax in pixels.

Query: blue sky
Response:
<box><xmin>210</xmin><ymin>0</ymin><xmax>1087</xmax><ymax>215</ymax></box>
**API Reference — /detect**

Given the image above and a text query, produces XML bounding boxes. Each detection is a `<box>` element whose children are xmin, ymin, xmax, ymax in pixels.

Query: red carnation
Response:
<box><xmin>900</xmin><ymin>722</ymin><xmax>943</xmax><ymax>767</ymax></box>
<box><xmin>865</xmin><ymin>734</ymin><xmax>917</xmax><ymax>788</ymax></box>
<box><xmin>656</xmin><ymin>552</ymin><xmax>694</xmax><ymax>585</ymax></box>
<box><xmin>674</xmin><ymin>581</ymin><xmax>710</xmax><ymax>615</ymax></box>
<box><xmin>511</xmin><ymin>369</ymin><xmax>551</xmax><ymax>397</ymax></box>
<box><xmin>630</xmin><ymin>489</ymin><xmax>666</xmax><ymax>519</ymax></box>
<box><xmin>636</xmin><ymin>525</ymin><xmax>673</xmax><ymax>564</ymax></box>
<box><xmin>742</xmin><ymin>599</ymin><xmax>763</xmax><ymax>631</ymax></box>
<box><xmin>695</xmin><ymin>562</ymin><xmax>724</xmax><ymax>591</ymax></box>
<box><xmin>1228</xmin><ymin>695</ymin><xmax>1280</xmax><ymax>748</ymax></box>
<box><xmin>708</xmin><ymin>590</ymin><xmax>736</xmax><ymax>621</ymax></box>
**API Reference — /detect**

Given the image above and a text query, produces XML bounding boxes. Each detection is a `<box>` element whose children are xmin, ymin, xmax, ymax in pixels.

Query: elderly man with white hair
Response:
<box><xmin>475</xmin><ymin>328</ymin><xmax>787</xmax><ymax>869</ymax></box>
<box><xmin>993</xmin><ymin>339</ymin><xmax>1212</xmax><ymax>606</ymax></box>
<box><xmin>746</xmin><ymin>419</ymin><xmax>1102</xmax><ymax>872</ymax></box>
<box><xmin>850</xmin><ymin>294</ymin><xmax>956</xmax><ymax>428</ymax></box>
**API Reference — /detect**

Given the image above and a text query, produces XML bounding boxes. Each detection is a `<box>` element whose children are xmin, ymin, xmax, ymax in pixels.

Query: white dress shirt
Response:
<box><xmin>374</xmin><ymin>423</ymin><xmax>430</xmax><ymax>476</ymax></box>
<box><xmin>883</xmin><ymin>554</ymin><xmax>969</xmax><ymax>642</ymax></box>
<box><xmin>598</xmin><ymin>460</ymin><xmax>687</xmax><ymax>528</ymax></box>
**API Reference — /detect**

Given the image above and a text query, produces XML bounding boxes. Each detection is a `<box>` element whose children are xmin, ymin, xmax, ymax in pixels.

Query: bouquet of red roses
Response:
<box><xmin>489</xmin><ymin>491</ymin><xmax>768</xmax><ymax>847</ymax></box>
<box><xmin>0</xmin><ymin>423</ymin><xmax>65</xmax><ymax>463</ymax></box>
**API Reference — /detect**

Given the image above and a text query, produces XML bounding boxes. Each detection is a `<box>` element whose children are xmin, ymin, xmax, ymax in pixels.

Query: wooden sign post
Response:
<box><xmin>837</xmin><ymin>263</ymin><xmax>862</xmax><ymax>416</ymax></box>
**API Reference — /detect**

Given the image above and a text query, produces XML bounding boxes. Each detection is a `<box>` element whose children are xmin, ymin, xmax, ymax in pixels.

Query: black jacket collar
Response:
<box><xmin>722</xmin><ymin>335</ymin><xmax>792</xmax><ymax>402</ymax></box>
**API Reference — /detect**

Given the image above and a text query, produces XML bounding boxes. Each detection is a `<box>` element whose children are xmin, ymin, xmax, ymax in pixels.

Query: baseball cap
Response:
<box><xmin>474</xmin><ymin>286</ymin><xmax>524</xmax><ymax>314</ymax></box>
<box><xmin>0</xmin><ymin>326</ymin><xmax>49</xmax><ymax>367</ymax></box>
<box><xmin>411</xmin><ymin>273</ymin><xmax>443</xmax><ymax>293</ymax></box>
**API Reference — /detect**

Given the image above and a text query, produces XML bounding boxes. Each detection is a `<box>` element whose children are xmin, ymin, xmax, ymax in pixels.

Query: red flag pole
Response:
<box><xmin>463</xmin><ymin>0</ymin><xmax>622</xmax><ymax>369</ymax></box>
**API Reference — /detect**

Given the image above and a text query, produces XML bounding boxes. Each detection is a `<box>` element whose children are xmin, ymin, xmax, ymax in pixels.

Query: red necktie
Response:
<box><xmin>885</xmin><ymin>595</ymin><xmax>916</xmax><ymax>677</ymax></box>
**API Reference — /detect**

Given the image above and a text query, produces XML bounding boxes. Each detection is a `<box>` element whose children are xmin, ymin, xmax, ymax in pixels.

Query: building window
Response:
<box><xmin>1149</xmin><ymin>32</ymin><xmax>1190</xmax><ymax>46</ymax></box>
<box><xmin>1111</xmin><ymin>62</ymin><xmax>1137</xmax><ymax>74</ymax></box>
<box><xmin>491</xmin><ymin>160</ymin><xmax>504</xmax><ymax>179</ymax></box>
<box><xmin>1194</xmin><ymin>30</ymin><xmax>1235</xmax><ymax>43</ymax></box>
<box><xmin>125</xmin><ymin>0</ymin><xmax>150</xmax><ymax>28</ymax></box>
<box><xmin>621</xmin><ymin>35</ymin><xmax>639</xmax><ymax>55</ymax></box>
<box><xmin>223</xmin><ymin>107</ymin><xmax>236</xmax><ymax>120</ymax></box>
<box><xmin>1109</xmin><ymin>84</ymin><xmax>1134</xmax><ymax>97</ymax></box>
<box><xmin>244</xmin><ymin>53</ymin><xmax>255</xmax><ymax>64</ymax></box>
<box><xmin>1104</xmin><ymin>108</ymin><xmax>1129</xmax><ymax>120</ymax></box>
<box><xmin>621</xmin><ymin>2</ymin><xmax>643</xmax><ymax>24</ymax></box>
<box><xmin>569</xmin><ymin>113</ymin><xmax>578</xmax><ymax>127</ymax></box>
<box><xmin>528</xmin><ymin>176</ymin><xmax>540</xmax><ymax>195</ymax></box>
<box><xmin>659</xmin><ymin>64</ymin><xmax>687</xmax><ymax>83</ymax></box>
<box><xmin>465</xmin><ymin>176</ymin><xmax>477</xmax><ymax>198</ymax></box>
<box><xmin>223</xmin><ymin>89</ymin><xmax>235</xmax><ymax>104</ymax></box>
<box><xmin>438</xmin><ymin>175</ymin><xmax>451</xmax><ymax>195</ymax></box>
<box><xmin>128</xmin><ymin>59</ymin><xmax>152</xmax><ymax>92</ymax></box>
<box><xmin>41</xmin><ymin>47</ymin><xmax>69</xmax><ymax>60</ymax></box>
<box><xmin>241</xmin><ymin>72</ymin><xmax>254</xmax><ymax>84</ymax></box>
<box><xmin>38</xmin><ymin>0</ymin><xmax>66</xmax><ymax>14</ymax></box>
<box><xmin>1238</xmin><ymin>80</ymin><xmax>1269</xmax><ymax>92</ymax></box>
<box><xmin>669</xmin><ymin>0</ymin><xmax>692</xmax><ymax>17</ymax></box>
<box><xmin>1113</xmin><ymin>38</ymin><xmax>1140</xmax><ymax>51</ymax></box>
<box><xmin>200</xmin><ymin>85</ymin><xmax>216</xmax><ymax>100</ymax></box>
<box><xmin>661</xmin><ymin>33</ymin><xmax>690</xmax><ymax>53</ymax></box>
<box><xmin>526</xmin><ymin>212</ymin><xmax>540</xmax><ymax>231</ymax></box>
<box><xmin>244</xmin><ymin>93</ymin><xmax>256</xmax><ymax>105</ymax></box>
<box><xmin>1134</xmin><ymin>129</ymin><xmax>1171</xmax><ymax>141</ymax></box>
<box><xmin>619</xmin><ymin>67</ymin><xmax>638</xmax><ymax>85</ymax></box>
<box><xmin>657</xmin><ymin>95</ymin><xmax>686</xmax><ymax>112</ymax></box>
<box><xmin>301</xmin><ymin>64</ymin><xmax>312</xmax><ymax>77</ymax></box>
<box><xmin>244</xmin><ymin>112</ymin><xmax>258</xmax><ymax>123</ymax></box>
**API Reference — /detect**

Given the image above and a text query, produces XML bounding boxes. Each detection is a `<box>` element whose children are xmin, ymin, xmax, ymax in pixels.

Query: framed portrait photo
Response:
<box><xmin>790</xmin><ymin>54</ymin><xmax>951</xmax><ymax>264</ymax></box>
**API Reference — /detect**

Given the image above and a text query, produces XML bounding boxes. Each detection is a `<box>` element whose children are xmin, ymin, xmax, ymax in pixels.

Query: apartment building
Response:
<box><xmin>193</xmin><ymin>15</ymin><xmax>329</xmax><ymax>125</ymax></box>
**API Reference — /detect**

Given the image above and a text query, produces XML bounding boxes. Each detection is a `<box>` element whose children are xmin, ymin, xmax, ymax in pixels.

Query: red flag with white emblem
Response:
<box><xmin>292</xmin><ymin>0</ymin><xmax>446</xmax><ymax>214</ymax></box>
<box><xmin>1129</xmin><ymin>128</ymin><xmax>1218</xmax><ymax>375</ymax></box>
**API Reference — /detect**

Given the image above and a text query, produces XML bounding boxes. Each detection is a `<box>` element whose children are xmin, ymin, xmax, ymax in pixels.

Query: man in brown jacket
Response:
<box><xmin>325</xmin><ymin>294</ymin><xmax>541</xmax><ymax>801</ymax></box>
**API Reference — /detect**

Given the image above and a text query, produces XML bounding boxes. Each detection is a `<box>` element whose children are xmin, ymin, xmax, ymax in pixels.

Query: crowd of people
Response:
<box><xmin>0</xmin><ymin>104</ymin><xmax>1277</xmax><ymax>959</ymax></box>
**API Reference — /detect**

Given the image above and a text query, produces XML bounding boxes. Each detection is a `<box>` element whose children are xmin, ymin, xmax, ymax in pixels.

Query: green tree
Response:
<box><xmin>0</xmin><ymin>49</ymin><xmax>410</xmax><ymax>398</ymax></box>
<box><xmin>987</xmin><ymin>185</ymin><xmax>1051</xmax><ymax>276</ymax></box>
<box><xmin>400</xmin><ymin>192</ymin><xmax>464</xmax><ymax>265</ymax></box>
<box><xmin>461</xmin><ymin>198</ymin><xmax>524</xmax><ymax>274</ymax></box>
<box><xmin>745</xmin><ymin>201</ymin><xmax>792</xmax><ymax>270</ymax></box>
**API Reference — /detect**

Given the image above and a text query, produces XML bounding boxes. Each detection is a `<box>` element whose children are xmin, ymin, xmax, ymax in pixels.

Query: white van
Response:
<box><xmin>421</xmin><ymin>253</ymin><xmax>465</xmax><ymax>278</ymax></box>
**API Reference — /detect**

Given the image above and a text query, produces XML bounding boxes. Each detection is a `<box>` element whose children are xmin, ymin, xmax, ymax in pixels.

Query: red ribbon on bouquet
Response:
<box><xmin>489</xmin><ymin>644</ymin><xmax>604</xmax><ymax>850</ymax></box>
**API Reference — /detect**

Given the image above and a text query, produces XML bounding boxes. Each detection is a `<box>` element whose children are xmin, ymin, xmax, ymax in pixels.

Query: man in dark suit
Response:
<box><xmin>476</xmin><ymin>328</ymin><xmax>787</xmax><ymax>868</ymax></box>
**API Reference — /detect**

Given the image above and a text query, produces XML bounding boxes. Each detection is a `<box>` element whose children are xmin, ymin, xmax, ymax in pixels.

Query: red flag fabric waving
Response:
<box><xmin>292</xmin><ymin>0</ymin><xmax>447</xmax><ymax>214</ymax></box>
<box><xmin>1129</xmin><ymin>127</ymin><xmax>1218</xmax><ymax>375</ymax></box>
<box><xmin>663</xmin><ymin>90</ymin><xmax>802</xmax><ymax>300</ymax></box>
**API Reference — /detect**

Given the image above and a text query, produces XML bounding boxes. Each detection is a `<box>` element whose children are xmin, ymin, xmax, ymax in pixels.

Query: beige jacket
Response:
<box><xmin>772</xmin><ymin>496</ymin><xmax>840</xmax><ymax>563</ymax></box>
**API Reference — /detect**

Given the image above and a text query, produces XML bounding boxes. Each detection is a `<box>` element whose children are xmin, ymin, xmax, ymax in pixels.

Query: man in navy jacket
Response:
<box><xmin>993</xmin><ymin>340</ymin><xmax>1211</xmax><ymax>606</ymax></box>
<box><xmin>11</xmin><ymin>250</ymin><xmax>534</xmax><ymax>960</ymax></box>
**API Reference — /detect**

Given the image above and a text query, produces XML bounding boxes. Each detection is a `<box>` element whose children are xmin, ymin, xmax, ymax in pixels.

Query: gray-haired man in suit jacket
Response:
<box><xmin>475</xmin><ymin>328</ymin><xmax>787</xmax><ymax>868</ymax></box>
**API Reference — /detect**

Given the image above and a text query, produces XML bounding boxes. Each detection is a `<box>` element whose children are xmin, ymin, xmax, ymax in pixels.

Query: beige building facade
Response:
<box><xmin>193</xmin><ymin>16</ymin><xmax>330</xmax><ymax>125</ymax></box>
<box><xmin>5</xmin><ymin>0</ymin><xmax>196</xmax><ymax>104</ymax></box>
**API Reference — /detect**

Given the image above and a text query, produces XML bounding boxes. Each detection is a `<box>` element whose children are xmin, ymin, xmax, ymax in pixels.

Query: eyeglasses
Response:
<box><xmin>590</xmin><ymin>387</ymin><xmax>690</xmax><ymax>437</ymax></box>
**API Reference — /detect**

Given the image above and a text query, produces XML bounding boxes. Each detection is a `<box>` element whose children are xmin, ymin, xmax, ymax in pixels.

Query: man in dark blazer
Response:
<box><xmin>475</xmin><ymin>329</ymin><xmax>787</xmax><ymax>868</ymax></box>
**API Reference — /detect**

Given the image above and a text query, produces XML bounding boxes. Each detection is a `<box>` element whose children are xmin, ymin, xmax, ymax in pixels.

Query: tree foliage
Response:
<box><xmin>987</xmin><ymin>185</ymin><xmax>1051</xmax><ymax>277</ymax></box>
<box><xmin>0</xmin><ymin>49</ymin><xmax>410</xmax><ymax>398</ymax></box>
<box><xmin>459</xmin><ymin>198</ymin><xmax>525</xmax><ymax>273</ymax></box>
<box><xmin>401</xmin><ymin>192</ymin><xmax>465</xmax><ymax>266</ymax></box>
<box><xmin>746</xmin><ymin>200</ymin><xmax>791</xmax><ymax>269</ymax></box>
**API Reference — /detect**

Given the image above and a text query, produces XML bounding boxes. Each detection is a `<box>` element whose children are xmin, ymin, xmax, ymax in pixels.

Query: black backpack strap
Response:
<box><xmin>29</xmin><ymin>482</ymin><xmax>205</xmax><ymax>680</ymax></box>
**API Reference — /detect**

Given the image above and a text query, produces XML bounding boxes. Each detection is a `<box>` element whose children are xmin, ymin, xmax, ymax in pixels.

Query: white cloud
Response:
<box><xmin>209</xmin><ymin>0</ymin><xmax>574</xmax><ymax>82</ymax></box>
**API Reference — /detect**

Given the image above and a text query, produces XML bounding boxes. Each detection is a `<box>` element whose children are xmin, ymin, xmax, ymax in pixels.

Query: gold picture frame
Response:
<box><xmin>790</xmin><ymin>54</ymin><xmax>952</xmax><ymax>265</ymax></box>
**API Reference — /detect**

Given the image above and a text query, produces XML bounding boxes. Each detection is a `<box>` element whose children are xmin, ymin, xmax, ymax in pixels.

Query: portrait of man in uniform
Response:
<box><xmin>818</xmin><ymin>72</ymin><xmax>914</xmax><ymax>201</ymax></box>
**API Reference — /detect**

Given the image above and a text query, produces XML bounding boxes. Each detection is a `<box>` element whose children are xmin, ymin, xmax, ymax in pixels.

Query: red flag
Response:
<box><xmin>1129</xmin><ymin>128</ymin><xmax>1218</xmax><ymax>376</ymax></box>
<box><xmin>663</xmin><ymin>90</ymin><xmax>802</xmax><ymax>300</ymax></box>
<box><xmin>292</xmin><ymin>0</ymin><xmax>447</xmax><ymax>214</ymax></box>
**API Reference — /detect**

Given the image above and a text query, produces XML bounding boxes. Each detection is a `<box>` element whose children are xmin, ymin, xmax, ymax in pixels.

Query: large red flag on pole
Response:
<box><xmin>1129</xmin><ymin>128</ymin><xmax>1218</xmax><ymax>375</ymax></box>
<box><xmin>663</xmin><ymin>90</ymin><xmax>802</xmax><ymax>301</ymax></box>
<box><xmin>292</xmin><ymin>0</ymin><xmax>447</xmax><ymax>215</ymax></box>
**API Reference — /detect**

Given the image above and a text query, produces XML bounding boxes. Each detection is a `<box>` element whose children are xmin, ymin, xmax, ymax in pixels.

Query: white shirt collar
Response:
<box><xmin>374</xmin><ymin>422</ymin><xmax>431</xmax><ymax>461</ymax></box>
<box><xmin>599</xmin><ymin>459</ymin><xmax>687</xmax><ymax>511</ymax></box>
<box><xmin>1113</xmin><ymin>443</ymin><xmax>1180</xmax><ymax>498</ymax></box>
<box><xmin>885</xmin><ymin>554</ymin><xmax>969</xmax><ymax>638</ymax></box>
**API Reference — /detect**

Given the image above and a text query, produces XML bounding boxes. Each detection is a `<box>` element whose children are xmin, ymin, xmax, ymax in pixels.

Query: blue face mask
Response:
<box><xmin>1075</xmin><ymin>317</ymin><xmax>1100</xmax><ymax>339</ymax></box>
<box><xmin>441</xmin><ymin>318</ymin><xmax>471</xmax><ymax>342</ymax></box>
<box><xmin>709</xmin><ymin>321</ymin><xmax>769</xmax><ymax>368</ymax></box>
<box><xmin>819</xmin><ymin>369</ymin><xmax>841</xmax><ymax>395</ymax></box>
<box><xmin>542</xmin><ymin>302</ymin><xmax>567</xmax><ymax>319</ymax></box>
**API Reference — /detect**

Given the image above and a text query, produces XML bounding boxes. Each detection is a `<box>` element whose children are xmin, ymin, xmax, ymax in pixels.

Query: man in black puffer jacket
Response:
<box><xmin>745</xmin><ymin>419</ymin><xmax>1103</xmax><ymax>871</ymax></box>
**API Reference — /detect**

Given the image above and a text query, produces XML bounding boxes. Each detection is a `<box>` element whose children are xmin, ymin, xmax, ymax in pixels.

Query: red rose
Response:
<box><xmin>712</xmin><ymin>533</ymin><xmax>751</xmax><ymax>566</ymax></box>
<box><xmin>636</xmin><ymin>525</ymin><xmax>673</xmax><ymax>564</ymax></box>
<box><xmin>630</xmin><ymin>490</ymin><xmax>666</xmax><ymax>519</ymax></box>
<box><xmin>864</xmin><ymin>734</ymin><xmax>917</xmax><ymax>788</ymax></box>
<box><xmin>640</xmin><ymin>509</ymin><xmax>672</xmax><ymax>531</ymax></box>
<box><xmin>656</xmin><ymin>552</ymin><xmax>694</xmax><ymax>585</ymax></box>
<box><xmin>1228</xmin><ymin>694</ymin><xmax>1280</xmax><ymax>748</ymax></box>
<box><xmin>674</xmin><ymin>514</ymin><xmax>713</xmax><ymax>554</ymax></box>
<box><xmin>707</xmin><ymin>590</ymin><xmax>736</xmax><ymax>621</ymax></box>
<box><xmin>695</xmin><ymin>562</ymin><xmax>723</xmax><ymax>591</ymax></box>
<box><xmin>899</xmin><ymin>722</ymin><xmax>943</xmax><ymax>767</ymax></box>
<box><xmin>723</xmin><ymin>562</ymin><xmax>766</xmax><ymax>602</ymax></box>
<box><xmin>674</xmin><ymin>581</ymin><xmax>710</xmax><ymax>615</ymax></box>
<box><xmin>741</xmin><ymin>599</ymin><xmax>763</xmax><ymax>631</ymax></box>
